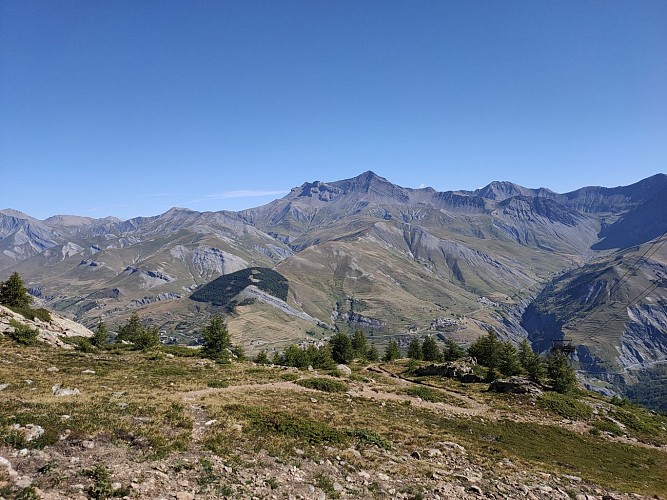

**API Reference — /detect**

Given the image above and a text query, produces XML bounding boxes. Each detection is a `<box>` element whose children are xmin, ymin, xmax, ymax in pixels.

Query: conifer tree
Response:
<box><xmin>330</xmin><ymin>332</ymin><xmax>354</xmax><ymax>364</ymax></box>
<box><xmin>442</xmin><ymin>338</ymin><xmax>466</xmax><ymax>361</ymax></box>
<box><xmin>116</xmin><ymin>313</ymin><xmax>143</xmax><ymax>343</ymax></box>
<box><xmin>254</xmin><ymin>349</ymin><xmax>270</xmax><ymax>364</ymax></box>
<box><xmin>421</xmin><ymin>336</ymin><xmax>441</xmax><ymax>361</ymax></box>
<box><xmin>0</xmin><ymin>272</ymin><xmax>33</xmax><ymax>309</ymax></box>
<box><xmin>383</xmin><ymin>340</ymin><xmax>401</xmax><ymax>362</ymax></box>
<box><xmin>407</xmin><ymin>337</ymin><xmax>423</xmax><ymax>360</ymax></box>
<box><xmin>366</xmin><ymin>344</ymin><xmax>380</xmax><ymax>362</ymax></box>
<box><xmin>202</xmin><ymin>315</ymin><xmax>231</xmax><ymax>362</ymax></box>
<box><xmin>518</xmin><ymin>339</ymin><xmax>546</xmax><ymax>382</ymax></box>
<box><xmin>497</xmin><ymin>341</ymin><xmax>522</xmax><ymax>376</ymax></box>
<box><xmin>92</xmin><ymin>320</ymin><xmax>108</xmax><ymax>347</ymax></box>
<box><xmin>351</xmin><ymin>329</ymin><xmax>368</xmax><ymax>359</ymax></box>
<box><xmin>547</xmin><ymin>350</ymin><xmax>577</xmax><ymax>393</ymax></box>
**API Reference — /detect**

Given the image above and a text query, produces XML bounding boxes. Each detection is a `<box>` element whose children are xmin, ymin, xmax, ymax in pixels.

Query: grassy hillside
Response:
<box><xmin>1</xmin><ymin>337</ymin><xmax>666</xmax><ymax>499</ymax></box>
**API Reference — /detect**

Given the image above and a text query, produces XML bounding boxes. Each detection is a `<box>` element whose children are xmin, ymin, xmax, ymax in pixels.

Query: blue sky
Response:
<box><xmin>1</xmin><ymin>1</ymin><xmax>665</xmax><ymax>220</ymax></box>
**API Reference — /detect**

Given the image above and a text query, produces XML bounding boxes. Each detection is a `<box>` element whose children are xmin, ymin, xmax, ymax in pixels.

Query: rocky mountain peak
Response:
<box><xmin>474</xmin><ymin>181</ymin><xmax>532</xmax><ymax>201</ymax></box>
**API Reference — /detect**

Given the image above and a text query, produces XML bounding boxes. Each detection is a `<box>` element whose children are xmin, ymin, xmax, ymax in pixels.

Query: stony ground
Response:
<box><xmin>1</xmin><ymin>340</ymin><xmax>666</xmax><ymax>499</ymax></box>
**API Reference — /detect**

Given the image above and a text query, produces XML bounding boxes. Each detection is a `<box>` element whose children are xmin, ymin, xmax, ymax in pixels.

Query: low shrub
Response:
<box><xmin>406</xmin><ymin>385</ymin><xmax>444</xmax><ymax>403</ymax></box>
<box><xmin>296</xmin><ymin>378</ymin><xmax>348</xmax><ymax>393</ymax></box>
<box><xmin>7</xmin><ymin>306</ymin><xmax>51</xmax><ymax>323</ymax></box>
<box><xmin>591</xmin><ymin>419</ymin><xmax>623</xmax><ymax>436</ymax></box>
<box><xmin>8</xmin><ymin>319</ymin><xmax>38</xmax><ymax>346</ymax></box>
<box><xmin>538</xmin><ymin>392</ymin><xmax>592</xmax><ymax>420</ymax></box>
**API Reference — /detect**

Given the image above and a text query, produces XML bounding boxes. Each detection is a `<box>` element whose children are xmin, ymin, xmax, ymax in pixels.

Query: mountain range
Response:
<box><xmin>2</xmin><ymin>171</ymin><xmax>666</xmax><ymax>407</ymax></box>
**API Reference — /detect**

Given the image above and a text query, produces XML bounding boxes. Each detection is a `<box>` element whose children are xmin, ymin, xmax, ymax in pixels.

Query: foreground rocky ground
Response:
<box><xmin>1</xmin><ymin>338</ymin><xmax>666</xmax><ymax>499</ymax></box>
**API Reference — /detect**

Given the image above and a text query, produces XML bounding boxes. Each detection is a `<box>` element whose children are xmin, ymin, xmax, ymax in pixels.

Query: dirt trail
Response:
<box><xmin>182</xmin><ymin>377</ymin><xmax>487</xmax><ymax>417</ymax></box>
<box><xmin>367</xmin><ymin>364</ymin><xmax>488</xmax><ymax>414</ymax></box>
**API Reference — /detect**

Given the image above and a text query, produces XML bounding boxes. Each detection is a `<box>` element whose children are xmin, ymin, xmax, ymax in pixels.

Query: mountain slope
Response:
<box><xmin>2</xmin><ymin>171</ymin><xmax>667</xmax><ymax>406</ymax></box>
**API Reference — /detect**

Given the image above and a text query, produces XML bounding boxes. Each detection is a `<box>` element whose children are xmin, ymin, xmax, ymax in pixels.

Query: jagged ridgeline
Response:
<box><xmin>189</xmin><ymin>267</ymin><xmax>288</xmax><ymax>306</ymax></box>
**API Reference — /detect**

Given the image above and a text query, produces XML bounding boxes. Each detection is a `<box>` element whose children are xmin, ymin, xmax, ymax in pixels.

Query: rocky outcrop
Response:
<box><xmin>0</xmin><ymin>305</ymin><xmax>93</xmax><ymax>348</ymax></box>
<box><xmin>415</xmin><ymin>357</ymin><xmax>481</xmax><ymax>382</ymax></box>
<box><xmin>488</xmin><ymin>376</ymin><xmax>543</xmax><ymax>395</ymax></box>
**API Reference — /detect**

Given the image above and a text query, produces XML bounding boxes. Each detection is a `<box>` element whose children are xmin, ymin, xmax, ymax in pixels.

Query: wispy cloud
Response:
<box><xmin>191</xmin><ymin>189</ymin><xmax>288</xmax><ymax>203</ymax></box>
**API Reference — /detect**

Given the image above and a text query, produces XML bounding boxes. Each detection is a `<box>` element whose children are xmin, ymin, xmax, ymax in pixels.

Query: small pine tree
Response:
<box><xmin>282</xmin><ymin>344</ymin><xmax>308</xmax><ymax>368</ymax></box>
<box><xmin>330</xmin><ymin>332</ymin><xmax>354</xmax><ymax>364</ymax></box>
<box><xmin>92</xmin><ymin>320</ymin><xmax>108</xmax><ymax>347</ymax></box>
<box><xmin>547</xmin><ymin>350</ymin><xmax>577</xmax><ymax>393</ymax></box>
<box><xmin>467</xmin><ymin>329</ymin><xmax>501</xmax><ymax>369</ymax></box>
<box><xmin>421</xmin><ymin>336</ymin><xmax>440</xmax><ymax>361</ymax></box>
<box><xmin>254</xmin><ymin>349</ymin><xmax>270</xmax><ymax>364</ymax></box>
<box><xmin>407</xmin><ymin>337</ymin><xmax>423</xmax><ymax>360</ymax></box>
<box><xmin>134</xmin><ymin>325</ymin><xmax>159</xmax><ymax>350</ymax></box>
<box><xmin>116</xmin><ymin>313</ymin><xmax>144</xmax><ymax>343</ymax></box>
<box><xmin>0</xmin><ymin>272</ymin><xmax>33</xmax><ymax>309</ymax></box>
<box><xmin>497</xmin><ymin>341</ymin><xmax>522</xmax><ymax>376</ymax></box>
<box><xmin>231</xmin><ymin>344</ymin><xmax>246</xmax><ymax>361</ymax></box>
<box><xmin>366</xmin><ymin>344</ymin><xmax>380</xmax><ymax>362</ymax></box>
<box><xmin>518</xmin><ymin>339</ymin><xmax>546</xmax><ymax>382</ymax></box>
<box><xmin>312</xmin><ymin>345</ymin><xmax>336</xmax><ymax>370</ymax></box>
<box><xmin>351</xmin><ymin>329</ymin><xmax>368</xmax><ymax>359</ymax></box>
<box><xmin>383</xmin><ymin>340</ymin><xmax>401</xmax><ymax>362</ymax></box>
<box><xmin>202</xmin><ymin>315</ymin><xmax>231</xmax><ymax>362</ymax></box>
<box><xmin>442</xmin><ymin>338</ymin><xmax>466</xmax><ymax>361</ymax></box>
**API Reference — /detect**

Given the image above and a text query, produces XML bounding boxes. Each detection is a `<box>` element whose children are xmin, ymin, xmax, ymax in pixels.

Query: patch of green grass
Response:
<box><xmin>348</xmin><ymin>429</ymin><xmax>392</xmax><ymax>449</ymax></box>
<box><xmin>224</xmin><ymin>404</ymin><xmax>349</xmax><ymax>445</ymax></box>
<box><xmin>445</xmin><ymin>417</ymin><xmax>667</xmax><ymax>496</ymax></box>
<box><xmin>406</xmin><ymin>385</ymin><xmax>445</xmax><ymax>403</ymax></box>
<box><xmin>207</xmin><ymin>379</ymin><xmax>229</xmax><ymax>388</ymax></box>
<box><xmin>160</xmin><ymin>345</ymin><xmax>201</xmax><ymax>357</ymax></box>
<box><xmin>280</xmin><ymin>372</ymin><xmax>299</xmax><ymax>382</ymax></box>
<box><xmin>538</xmin><ymin>392</ymin><xmax>592</xmax><ymax>420</ymax></box>
<box><xmin>296</xmin><ymin>377</ymin><xmax>348</xmax><ymax>393</ymax></box>
<box><xmin>591</xmin><ymin>419</ymin><xmax>623</xmax><ymax>436</ymax></box>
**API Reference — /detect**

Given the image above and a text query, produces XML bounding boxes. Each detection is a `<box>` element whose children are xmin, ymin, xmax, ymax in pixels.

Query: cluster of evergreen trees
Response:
<box><xmin>266</xmin><ymin>330</ymin><xmax>378</xmax><ymax>370</ymax></box>
<box><xmin>409</xmin><ymin>329</ymin><xmax>576</xmax><ymax>393</ymax></box>
<box><xmin>271</xmin><ymin>328</ymin><xmax>577</xmax><ymax>394</ymax></box>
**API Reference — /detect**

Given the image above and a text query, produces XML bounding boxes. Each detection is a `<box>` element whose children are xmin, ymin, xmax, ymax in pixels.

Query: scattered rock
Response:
<box><xmin>467</xmin><ymin>485</ymin><xmax>483</xmax><ymax>495</ymax></box>
<box><xmin>11</xmin><ymin>423</ymin><xmax>44</xmax><ymax>442</ymax></box>
<box><xmin>310</xmin><ymin>397</ymin><xmax>318</xmax><ymax>403</ymax></box>
<box><xmin>230</xmin><ymin>423</ymin><xmax>243</xmax><ymax>433</ymax></box>
<box><xmin>0</xmin><ymin>383</ymin><xmax>9</xmax><ymax>391</ymax></box>
<box><xmin>46</xmin><ymin>366</ymin><xmax>59</xmax><ymax>372</ymax></box>
<box><xmin>336</xmin><ymin>364</ymin><xmax>352</xmax><ymax>377</ymax></box>
<box><xmin>204</xmin><ymin>419</ymin><xmax>218</xmax><ymax>426</ymax></box>
<box><xmin>82</xmin><ymin>369</ymin><xmax>96</xmax><ymax>374</ymax></box>
<box><xmin>82</xmin><ymin>440</ymin><xmax>95</xmax><ymax>449</ymax></box>
<box><xmin>410</xmin><ymin>450</ymin><xmax>421</xmax><ymax>460</ymax></box>
<box><xmin>425</xmin><ymin>448</ymin><xmax>442</xmax><ymax>458</ymax></box>
<box><xmin>437</xmin><ymin>441</ymin><xmax>466</xmax><ymax>454</ymax></box>
<box><xmin>176</xmin><ymin>491</ymin><xmax>195</xmax><ymax>500</ymax></box>
<box><xmin>52</xmin><ymin>384</ymin><xmax>81</xmax><ymax>396</ymax></box>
